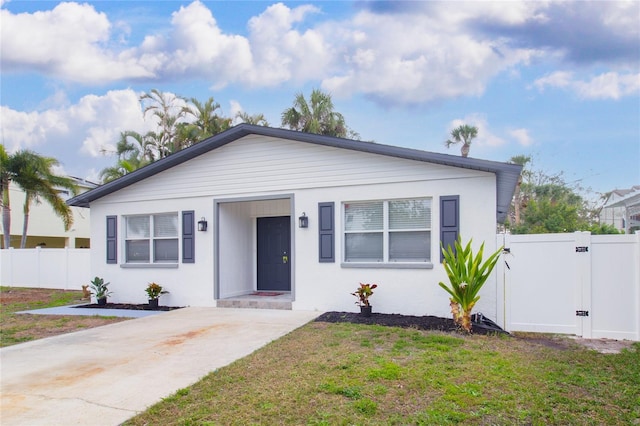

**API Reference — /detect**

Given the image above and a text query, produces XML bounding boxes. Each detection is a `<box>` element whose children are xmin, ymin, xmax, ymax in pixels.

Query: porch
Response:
<box><xmin>217</xmin><ymin>291</ymin><xmax>293</xmax><ymax>310</ymax></box>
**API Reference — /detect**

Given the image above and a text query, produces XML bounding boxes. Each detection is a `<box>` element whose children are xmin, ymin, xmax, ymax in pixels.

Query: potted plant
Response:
<box><xmin>351</xmin><ymin>283</ymin><xmax>378</xmax><ymax>317</ymax></box>
<box><xmin>89</xmin><ymin>276</ymin><xmax>112</xmax><ymax>306</ymax></box>
<box><xmin>145</xmin><ymin>282</ymin><xmax>168</xmax><ymax>309</ymax></box>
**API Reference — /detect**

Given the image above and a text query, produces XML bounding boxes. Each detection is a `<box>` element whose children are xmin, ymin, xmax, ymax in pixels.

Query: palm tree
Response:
<box><xmin>115</xmin><ymin>130</ymin><xmax>155</xmax><ymax>164</ymax></box>
<box><xmin>445</xmin><ymin>124</ymin><xmax>478</xmax><ymax>158</ymax></box>
<box><xmin>235</xmin><ymin>111</ymin><xmax>270</xmax><ymax>126</ymax></box>
<box><xmin>140</xmin><ymin>89</ymin><xmax>188</xmax><ymax>158</ymax></box>
<box><xmin>281</xmin><ymin>89</ymin><xmax>349</xmax><ymax>138</ymax></box>
<box><xmin>99</xmin><ymin>131</ymin><xmax>153</xmax><ymax>183</ymax></box>
<box><xmin>100</xmin><ymin>156</ymin><xmax>146</xmax><ymax>183</ymax></box>
<box><xmin>509</xmin><ymin>155</ymin><xmax>532</xmax><ymax>226</ymax></box>
<box><xmin>1</xmin><ymin>149</ymin><xmax>78</xmax><ymax>248</ymax></box>
<box><xmin>182</xmin><ymin>97</ymin><xmax>231</xmax><ymax>144</ymax></box>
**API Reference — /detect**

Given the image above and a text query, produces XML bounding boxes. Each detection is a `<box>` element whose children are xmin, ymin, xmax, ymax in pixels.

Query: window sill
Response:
<box><xmin>120</xmin><ymin>263</ymin><xmax>179</xmax><ymax>269</ymax></box>
<box><xmin>341</xmin><ymin>262</ymin><xmax>434</xmax><ymax>269</ymax></box>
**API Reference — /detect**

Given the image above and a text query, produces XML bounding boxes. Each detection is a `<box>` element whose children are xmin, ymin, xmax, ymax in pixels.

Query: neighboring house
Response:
<box><xmin>1</xmin><ymin>177</ymin><xmax>96</xmax><ymax>249</ymax></box>
<box><xmin>68</xmin><ymin>125</ymin><xmax>521</xmax><ymax>319</ymax></box>
<box><xmin>600</xmin><ymin>186</ymin><xmax>640</xmax><ymax>233</ymax></box>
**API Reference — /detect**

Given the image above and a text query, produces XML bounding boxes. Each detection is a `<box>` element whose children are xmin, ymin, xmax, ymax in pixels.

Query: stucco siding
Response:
<box><xmin>97</xmin><ymin>135</ymin><xmax>485</xmax><ymax>204</ymax></box>
<box><xmin>88</xmin><ymin>135</ymin><xmax>500</xmax><ymax>319</ymax></box>
<box><xmin>291</xmin><ymin>175</ymin><xmax>498</xmax><ymax>319</ymax></box>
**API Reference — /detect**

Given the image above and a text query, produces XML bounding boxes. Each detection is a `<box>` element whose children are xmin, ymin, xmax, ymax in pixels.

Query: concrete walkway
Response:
<box><xmin>1</xmin><ymin>307</ymin><xmax>321</xmax><ymax>425</ymax></box>
<box><xmin>16</xmin><ymin>304</ymin><xmax>165</xmax><ymax>318</ymax></box>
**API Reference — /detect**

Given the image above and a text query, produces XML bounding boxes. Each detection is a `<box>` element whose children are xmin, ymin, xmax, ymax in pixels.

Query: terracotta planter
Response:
<box><xmin>360</xmin><ymin>305</ymin><xmax>372</xmax><ymax>317</ymax></box>
<box><xmin>148</xmin><ymin>299</ymin><xmax>159</xmax><ymax>310</ymax></box>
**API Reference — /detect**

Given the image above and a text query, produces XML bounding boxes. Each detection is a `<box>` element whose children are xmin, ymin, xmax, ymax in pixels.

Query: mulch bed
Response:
<box><xmin>315</xmin><ymin>311</ymin><xmax>507</xmax><ymax>335</ymax></box>
<box><xmin>73</xmin><ymin>303</ymin><xmax>183</xmax><ymax>312</ymax></box>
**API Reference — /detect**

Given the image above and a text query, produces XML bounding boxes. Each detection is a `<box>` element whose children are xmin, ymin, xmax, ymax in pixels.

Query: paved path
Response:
<box><xmin>1</xmin><ymin>307</ymin><xmax>321</xmax><ymax>425</ymax></box>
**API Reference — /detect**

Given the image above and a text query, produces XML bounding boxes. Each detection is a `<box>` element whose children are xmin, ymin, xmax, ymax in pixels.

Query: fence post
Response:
<box><xmin>575</xmin><ymin>231</ymin><xmax>592</xmax><ymax>338</ymax></box>
<box><xmin>496</xmin><ymin>233</ymin><xmax>508</xmax><ymax>330</ymax></box>
<box><xmin>634</xmin><ymin>232</ymin><xmax>640</xmax><ymax>342</ymax></box>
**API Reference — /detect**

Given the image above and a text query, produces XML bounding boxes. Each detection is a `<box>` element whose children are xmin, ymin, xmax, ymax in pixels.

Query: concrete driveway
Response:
<box><xmin>0</xmin><ymin>307</ymin><xmax>320</xmax><ymax>425</ymax></box>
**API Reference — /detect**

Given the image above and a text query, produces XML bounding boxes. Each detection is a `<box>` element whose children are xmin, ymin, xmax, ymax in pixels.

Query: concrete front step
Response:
<box><xmin>217</xmin><ymin>298</ymin><xmax>292</xmax><ymax>310</ymax></box>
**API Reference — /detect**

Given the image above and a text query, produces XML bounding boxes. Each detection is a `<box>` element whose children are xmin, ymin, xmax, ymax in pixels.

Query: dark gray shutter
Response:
<box><xmin>440</xmin><ymin>195</ymin><xmax>459</xmax><ymax>262</ymax></box>
<box><xmin>318</xmin><ymin>202</ymin><xmax>335</xmax><ymax>263</ymax></box>
<box><xmin>182</xmin><ymin>210</ymin><xmax>195</xmax><ymax>263</ymax></box>
<box><xmin>106</xmin><ymin>215</ymin><xmax>117</xmax><ymax>264</ymax></box>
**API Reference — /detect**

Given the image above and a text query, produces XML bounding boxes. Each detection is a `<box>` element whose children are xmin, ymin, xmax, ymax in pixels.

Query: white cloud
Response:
<box><xmin>509</xmin><ymin>128</ymin><xmax>534</xmax><ymax>147</ymax></box>
<box><xmin>575</xmin><ymin>72</ymin><xmax>640</xmax><ymax>100</ymax></box>
<box><xmin>534</xmin><ymin>71</ymin><xmax>640</xmax><ymax>99</ymax></box>
<box><xmin>0</xmin><ymin>2</ymin><xmax>153</xmax><ymax>83</ymax></box>
<box><xmin>0</xmin><ymin>89</ymin><xmax>147</xmax><ymax>158</ymax></box>
<box><xmin>1</xmin><ymin>1</ymin><xmax>637</xmax><ymax>106</ymax></box>
<box><xmin>320</xmin><ymin>5</ymin><xmax>538</xmax><ymax>103</ymax></box>
<box><xmin>533</xmin><ymin>71</ymin><xmax>573</xmax><ymax>91</ymax></box>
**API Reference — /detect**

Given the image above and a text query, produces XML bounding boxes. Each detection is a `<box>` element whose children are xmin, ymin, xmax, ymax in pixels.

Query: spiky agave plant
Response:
<box><xmin>439</xmin><ymin>237</ymin><xmax>502</xmax><ymax>333</ymax></box>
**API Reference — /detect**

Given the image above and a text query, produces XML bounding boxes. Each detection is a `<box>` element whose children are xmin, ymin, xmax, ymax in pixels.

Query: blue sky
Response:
<box><xmin>1</xmin><ymin>0</ymin><xmax>638</xmax><ymax>197</ymax></box>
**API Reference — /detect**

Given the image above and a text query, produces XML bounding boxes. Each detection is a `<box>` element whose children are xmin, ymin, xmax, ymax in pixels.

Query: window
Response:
<box><xmin>344</xmin><ymin>198</ymin><xmax>431</xmax><ymax>263</ymax></box>
<box><xmin>124</xmin><ymin>213</ymin><xmax>179</xmax><ymax>263</ymax></box>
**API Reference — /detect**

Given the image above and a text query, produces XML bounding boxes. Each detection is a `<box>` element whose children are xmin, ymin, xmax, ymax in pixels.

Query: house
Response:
<box><xmin>2</xmin><ymin>177</ymin><xmax>96</xmax><ymax>248</ymax></box>
<box><xmin>68</xmin><ymin>124</ymin><xmax>521</xmax><ymax>319</ymax></box>
<box><xmin>600</xmin><ymin>186</ymin><xmax>640</xmax><ymax>234</ymax></box>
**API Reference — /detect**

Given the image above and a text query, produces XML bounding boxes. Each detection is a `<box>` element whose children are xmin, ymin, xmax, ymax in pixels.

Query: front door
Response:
<box><xmin>257</xmin><ymin>216</ymin><xmax>291</xmax><ymax>291</ymax></box>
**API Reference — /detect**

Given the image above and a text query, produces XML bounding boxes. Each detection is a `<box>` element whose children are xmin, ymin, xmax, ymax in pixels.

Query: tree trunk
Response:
<box><xmin>2</xmin><ymin>187</ymin><xmax>10</xmax><ymax>249</ymax></box>
<box><xmin>461</xmin><ymin>144</ymin><xmax>470</xmax><ymax>158</ymax></box>
<box><xmin>513</xmin><ymin>175</ymin><xmax>522</xmax><ymax>226</ymax></box>
<box><xmin>20</xmin><ymin>208</ymin><xmax>29</xmax><ymax>248</ymax></box>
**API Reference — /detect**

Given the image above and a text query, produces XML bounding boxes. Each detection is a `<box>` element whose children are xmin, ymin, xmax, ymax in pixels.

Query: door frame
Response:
<box><xmin>213</xmin><ymin>194</ymin><xmax>296</xmax><ymax>301</ymax></box>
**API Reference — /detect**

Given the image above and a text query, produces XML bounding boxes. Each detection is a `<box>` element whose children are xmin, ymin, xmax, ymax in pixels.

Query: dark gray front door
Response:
<box><xmin>257</xmin><ymin>216</ymin><xmax>291</xmax><ymax>291</ymax></box>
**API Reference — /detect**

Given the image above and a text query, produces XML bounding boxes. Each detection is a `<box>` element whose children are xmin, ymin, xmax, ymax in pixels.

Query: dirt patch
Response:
<box><xmin>1</xmin><ymin>287</ymin><xmax>87</xmax><ymax>305</ymax></box>
<box><xmin>315</xmin><ymin>311</ymin><xmax>505</xmax><ymax>335</ymax></box>
<box><xmin>73</xmin><ymin>303</ymin><xmax>183</xmax><ymax>311</ymax></box>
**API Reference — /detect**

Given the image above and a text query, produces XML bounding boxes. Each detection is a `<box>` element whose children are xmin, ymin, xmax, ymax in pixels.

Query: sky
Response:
<box><xmin>1</xmin><ymin>0</ymin><xmax>639</xmax><ymax>198</ymax></box>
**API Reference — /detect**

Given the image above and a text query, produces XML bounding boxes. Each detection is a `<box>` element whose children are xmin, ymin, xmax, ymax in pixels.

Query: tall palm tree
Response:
<box><xmin>1</xmin><ymin>150</ymin><xmax>77</xmax><ymax>248</ymax></box>
<box><xmin>281</xmin><ymin>89</ymin><xmax>349</xmax><ymax>138</ymax></box>
<box><xmin>445</xmin><ymin>124</ymin><xmax>478</xmax><ymax>158</ymax></box>
<box><xmin>140</xmin><ymin>89</ymin><xmax>187</xmax><ymax>158</ymax></box>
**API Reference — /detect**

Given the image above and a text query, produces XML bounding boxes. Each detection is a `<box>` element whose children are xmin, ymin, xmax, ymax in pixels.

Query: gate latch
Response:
<box><xmin>576</xmin><ymin>310</ymin><xmax>589</xmax><ymax>317</ymax></box>
<box><xmin>575</xmin><ymin>246</ymin><xmax>589</xmax><ymax>253</ymax></box>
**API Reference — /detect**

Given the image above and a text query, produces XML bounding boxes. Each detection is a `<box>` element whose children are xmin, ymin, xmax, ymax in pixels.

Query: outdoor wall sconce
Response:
<box><xmin>197</xmin><ymin>217</ymin><xmax>208</xmax><ymax>232</ymax></box>
<box><xmin>298</xmin><ymin>212</ymin><xmax>308</xmax><ymax>228</ymax></box>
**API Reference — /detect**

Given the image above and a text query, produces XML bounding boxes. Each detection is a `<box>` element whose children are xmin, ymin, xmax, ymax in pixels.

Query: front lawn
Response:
<box><xmin>0</xmin><ymin>286</ymin><xmax>129</xmax><ymax>347</ymax></box>
<box><xmin>126</xmin><ymin>321</ymin><xmax>640</xmax><ymax>425</ymax></box>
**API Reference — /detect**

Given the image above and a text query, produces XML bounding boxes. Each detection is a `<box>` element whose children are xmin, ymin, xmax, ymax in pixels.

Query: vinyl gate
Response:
<box><xmin>496</xmin><ymin>232</ymin><xmax>640</xmax><ymax>341</ymax></box>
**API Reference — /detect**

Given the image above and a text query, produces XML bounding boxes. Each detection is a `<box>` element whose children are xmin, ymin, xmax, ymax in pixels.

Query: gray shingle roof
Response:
<box><xmin>68</xmin><ymin>124</ymin><xmax>522</xmax><ymax>223</ymax></box>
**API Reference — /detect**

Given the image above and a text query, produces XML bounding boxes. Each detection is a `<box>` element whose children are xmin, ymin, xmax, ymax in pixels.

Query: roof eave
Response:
<box><xmin>67</xmin><ymin>124</ymin><xmax>522</xmax><ymax>224</ymax></box>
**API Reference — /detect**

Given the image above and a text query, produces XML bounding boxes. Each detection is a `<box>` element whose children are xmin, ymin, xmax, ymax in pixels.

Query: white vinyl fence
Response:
<box><xmin>0</xmin><ymin>248</ymin><xmax>91</xmax><ymax>291</ymax></box>
<box><xmin>496</xmin><ymin>232</ymin><xmax>640</xmax><ymax>341</ymax></box>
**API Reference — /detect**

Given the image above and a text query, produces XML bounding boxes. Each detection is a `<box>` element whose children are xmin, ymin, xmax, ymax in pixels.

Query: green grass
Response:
<box><xmin>0</xmin><ymin>286</ymin><xmax>127</xmax><ymax>347</ymax></box>
<box><xmin>125</xmin><ymin>322</ymin><xmax>640</xmax><ymax>425</ymax></box>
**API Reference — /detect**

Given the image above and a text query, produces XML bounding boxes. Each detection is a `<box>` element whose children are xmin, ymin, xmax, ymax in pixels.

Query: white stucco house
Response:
<box><xmin>68</xmin><ymin>125</ymin><xmax>521</xmax><ymax>320</ymax></box>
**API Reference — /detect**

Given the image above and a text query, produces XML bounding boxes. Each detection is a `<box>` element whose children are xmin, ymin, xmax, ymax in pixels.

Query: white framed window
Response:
<box><xmin>344</xmin><ymin>198</ymin><xmax>431</xmax><ymax>263</ymax></box>
<box><xmin>124</xmin><ymin>213</ymin><xmax>179</xmax><ymax>263</ymax></box>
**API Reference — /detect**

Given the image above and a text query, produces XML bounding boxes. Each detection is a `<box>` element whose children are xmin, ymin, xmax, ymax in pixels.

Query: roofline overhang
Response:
<box><xmin>68</xmin><ymin>124</ymin><xmax>522</xmax><ymax>223</ymax></box>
